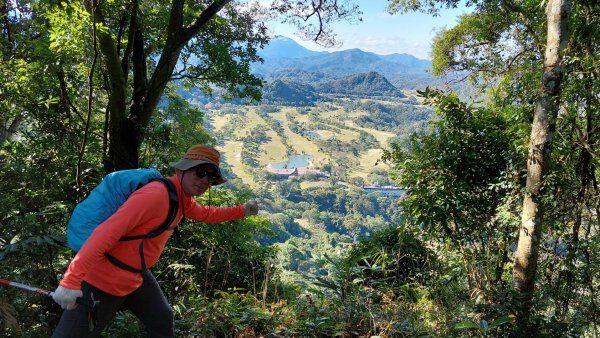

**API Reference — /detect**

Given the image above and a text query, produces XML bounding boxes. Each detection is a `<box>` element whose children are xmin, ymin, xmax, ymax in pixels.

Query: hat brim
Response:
<box><xmin>170</xmin><ymin>159</ymin><xmax>227</xmax><ymax>185</ymax></box>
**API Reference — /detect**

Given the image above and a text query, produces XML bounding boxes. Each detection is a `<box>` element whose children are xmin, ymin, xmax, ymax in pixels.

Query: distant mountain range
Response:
<box><xmin>250</xmin><ymin>36</ymin><xmax>431</xmax><ymax>104</ymax></box>
<box><xmin>254</xmin><ymin>36</ymin><xmax>432</xmax><ymax>83</ymax></box>
<box><xmin>258</xmin><ymin>36</ymin><xmax>328</xmax><ymax>59</ymax></box>
<box><xmin>183</xmin><ymin>36</ymin><xmax>444</xmax><ymax>105</ymax></box>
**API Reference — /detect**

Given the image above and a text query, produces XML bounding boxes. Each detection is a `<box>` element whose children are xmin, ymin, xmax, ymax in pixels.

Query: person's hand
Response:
<box><xmin>52</xmin><ymin>285</ymin><xmax>83</xmax><ymax>310</ymax></box>
<box><xmin>244</xmin><ymin>200</ymin><xmax>258</xmax><ymax>216</ymax></box>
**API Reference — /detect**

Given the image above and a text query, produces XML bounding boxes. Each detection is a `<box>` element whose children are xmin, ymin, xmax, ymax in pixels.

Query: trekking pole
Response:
<box><xmin>0</xmin><ymin>278</ymin><xmax>99</xmax><ymax>331</ymax></box>
<box><xmin>0</xmin><ymin>278</ymin><xmax>97</xmax><ymax>308</ymax></box>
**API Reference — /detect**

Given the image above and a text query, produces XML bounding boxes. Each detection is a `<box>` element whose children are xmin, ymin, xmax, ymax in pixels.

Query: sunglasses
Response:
<box><xmin>195</xmin><ymin>166</ymin><xmax>220</xmax><ymax>185</ymax></box>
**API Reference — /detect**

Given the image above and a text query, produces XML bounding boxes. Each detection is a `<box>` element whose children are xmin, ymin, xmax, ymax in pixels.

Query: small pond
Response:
<box><xmin>303</xmin><ymin>131</ymin><xmax>321</xmax><ymax>139</ymax></box>
<box><xmin>270</xmin><ymin>154</ymin><xmax>313</xmax><ymax>169</ymax></box>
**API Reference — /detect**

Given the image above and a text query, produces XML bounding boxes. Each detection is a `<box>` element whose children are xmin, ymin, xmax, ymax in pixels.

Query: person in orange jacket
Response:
<box><xmin>52</xmin><ymin>145</ymin><xmax>258</xmax><ymax>337</ymax></box>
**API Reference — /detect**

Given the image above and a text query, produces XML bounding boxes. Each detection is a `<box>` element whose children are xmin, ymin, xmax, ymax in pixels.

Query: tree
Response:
<box><xmin>513</xmin><ymin>0</ymin><xmax>573</xmax><ymax>325</ymax></box>
<box><xmin>84</xmin><ymin>0</ymin><xmax>265</xmax><ymax>170</ymax></box>
<box><xmin>87</xmin><ymin>0</ymin><xmax>362</xmax><ymax>171</ymax></box>
<box><xmin>388</xmin><ymin>0</ymin><xmax>598</xmax><ymax>334</ymax></box>
<box><xmin>383</xmin><ymin>88</ymin><xmax>518</xmax><ymax>297</ymax></box>
<box><xmin>5</xmin><ymin>0</ymin><xmax>361</xmax><ymax>172</ymax></box>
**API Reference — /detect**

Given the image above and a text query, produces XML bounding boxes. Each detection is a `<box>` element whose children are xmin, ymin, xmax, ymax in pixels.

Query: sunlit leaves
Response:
<box><xmin>385</xmin><ymin>88</ymin><xmax>518</xmax><ymax>240</ymax></box>
<box><xmin>46</xmin><ymin>2</ymin><xmax>91</xmax><ymax>58</ymax></box>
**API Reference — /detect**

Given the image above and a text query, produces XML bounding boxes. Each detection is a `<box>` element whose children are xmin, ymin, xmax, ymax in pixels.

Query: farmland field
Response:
<box><xmin>206</xmin><ymin>96</ymin><xmax>423</xmax><ymax>188</ymax></box>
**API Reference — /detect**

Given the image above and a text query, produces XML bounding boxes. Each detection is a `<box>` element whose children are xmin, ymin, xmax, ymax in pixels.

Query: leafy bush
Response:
<box><xmin>174</xmin><ymin>290</ymin><xmax>286</xmax><ymax>337</ymax></box>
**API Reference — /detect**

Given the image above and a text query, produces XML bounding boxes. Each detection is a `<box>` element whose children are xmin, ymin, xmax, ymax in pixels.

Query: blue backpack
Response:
<box><xmin>67</xmin><ymin>169</ymin><xmax>179</xmax><ymax>256</ymax></box>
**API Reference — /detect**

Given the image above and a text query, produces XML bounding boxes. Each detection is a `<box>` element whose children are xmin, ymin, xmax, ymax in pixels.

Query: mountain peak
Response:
<box><xmin>260</xmin><ymin>36</ymin><xmax>328</xmax><ymax>59</ymax></box>
<box><xmin>252</xmin><ymin>36</ymin><xmax>433</xmax><ymax>85</ymax></box>
<box><xmin>317</xmin><ymin>72</ymin><xmax>405</xmax><ymax>98</ymax></box>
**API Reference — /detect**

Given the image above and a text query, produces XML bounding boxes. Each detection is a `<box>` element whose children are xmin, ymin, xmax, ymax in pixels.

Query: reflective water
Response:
<box><xmin>270</xmin><ymin>154</ymin><xmax>313</xmax><ymax>169</ymax></box>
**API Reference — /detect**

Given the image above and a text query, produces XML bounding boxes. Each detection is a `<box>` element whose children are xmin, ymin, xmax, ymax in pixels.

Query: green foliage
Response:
<box><xmin>417</xmin><ymin>0</ymin><xmax>600</xmax><ymax>332</ymax></box>
<box><xmin>431</xmin><ymin>12</ymin><xmax>510</xmax><ymax>77</ymax></box>
<box><xmin>103</xmin><ymin>311</ymin><xmax>144</xmax><ymax>338</ymax></box>
<box><xmin>155</xmin><ymin>188</ymin><xmax>275</xmax><ymax>301</ymax></box>
<box><xmin>315</xmin><ymin>134</ymin><xmax>374</xmax><ymax>157</ymax></box>
<box><xmin>142</xmin><ymin>89</ymin><xmax>215</xmax><ymax>170</ymax></box>
<box><xmin>0</xmin><ymin>143</ymin><xmax>82</xmax><ymax>336</ymax></box>
<box><xmin>454</xmin><ymin>316</ymin><xmax>513</xmax><ymax>337</ymax></box>
<box><xmin>384</xmin><ymin>88</ymin><xmax>519</xmax><ymax>242</ymax></box>
<box><xmin>286</xmin><ymin>225</ymin><xmax>447</xmax><ymax>337</ymax></box>
<box><xmin>316</xmin><ymin>71</ymin><xmax>405</xmax><ymax>98</ymax></box>
<box><xmin>352</xmin><ymin>99</ymin><xmax>433</xmax><ymax>135</ymax></box>
<box><xmin>382</xmin><ymin>88</ymin><xmax>524</xmax><ymax>335</ymax></box>
<box><xmin>347</xmin><ymin>225</ymin><xmax>434</xmax><ymax>288</ymax></box>
<box><xmin>387</xmin><ymin>0</ymin><xmax>462</xmax><ymax>16</ymax></box>
<box><xmin>179</xmin><ymin>2</ymin><xmax>266</xmax><ymax>102</ymax></box>
<box><xmin>174</xmin><ymin>290</ymin><xmax>285</xmax><ymax>337</ymax></box>
<box><xmin>46</xmin><ymin>2</ymin><xmax>92</xmax><ymax>58</ymax></box>
<box><xmin>262</xmin><ymin>80</ymin><xmax>321</xmax><ymax>106</ymax></box>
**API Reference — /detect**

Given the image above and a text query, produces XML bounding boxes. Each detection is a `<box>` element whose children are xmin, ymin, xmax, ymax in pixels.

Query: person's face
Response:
<box><xmin>181</xmin><ymin>163</ymin><xmax>219</xmax><ymax>196</ymax></box>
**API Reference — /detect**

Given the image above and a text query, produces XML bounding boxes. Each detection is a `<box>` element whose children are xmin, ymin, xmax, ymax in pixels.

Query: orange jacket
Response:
<box><xmin>60</xmin><ymin>175</ymin><xmax>245</xmax><ymax>296</ymax></box>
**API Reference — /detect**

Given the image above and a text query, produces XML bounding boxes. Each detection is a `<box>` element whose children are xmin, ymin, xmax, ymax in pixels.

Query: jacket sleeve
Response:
<box><xmin>59</xmin><ymin>183</ymin><xmax>170</xmax><ymax>290</ymax></box>
<box><xmin>185</xmin><ymin>200</ymin><xmax>245</xmax><ymax>223</ymax></box>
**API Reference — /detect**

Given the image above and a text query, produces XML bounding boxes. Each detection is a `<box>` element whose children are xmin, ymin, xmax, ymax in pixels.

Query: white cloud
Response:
<box><xmin>291</xmin><ymin>32</ymin><xmax>432</xmax><ymax>59</ymax></box>
<box><xmin>263</xmin><ymin>0</ymin><xmax>468</xmax><ymax>59</ymax></box>
<box><xmin>338</xmin><ymin>34</ymin><xmax>432</xmax><ymax>58</ymax></box>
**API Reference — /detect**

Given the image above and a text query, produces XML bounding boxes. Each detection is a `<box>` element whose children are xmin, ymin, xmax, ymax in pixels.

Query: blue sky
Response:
<box><xmin>268</xmin><ymin>0</ymin><xmax>469</xmax><ymax>60</ymax></box>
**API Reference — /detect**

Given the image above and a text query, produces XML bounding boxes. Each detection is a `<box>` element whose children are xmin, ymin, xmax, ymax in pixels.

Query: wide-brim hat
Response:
<box><xmin>170</xmin><ymin>145</ymin><xmax>227</xmax><ymax>185</ymax></box>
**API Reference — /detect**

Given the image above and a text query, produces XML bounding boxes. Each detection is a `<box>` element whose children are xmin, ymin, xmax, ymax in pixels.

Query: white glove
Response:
<box><xmin>52</xmin><ymin>285</ymin><xmax>83</xmax><ymax>310</ymax></box>
<box><xmin>244</xmin><ymin>200</ymin><xmax>259</xmax><ymax>216</ymax></box>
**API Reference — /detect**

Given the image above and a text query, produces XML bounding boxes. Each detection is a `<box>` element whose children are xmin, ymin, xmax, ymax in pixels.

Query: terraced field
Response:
<box><xmin>208</xmin><ymin>97</ymin><xmax>420</xmax><ymax>187</ymax></box>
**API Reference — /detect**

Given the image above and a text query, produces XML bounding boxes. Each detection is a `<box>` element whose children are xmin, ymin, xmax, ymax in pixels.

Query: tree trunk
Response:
<box><xmin>118</xmin><ymin>0</ymin><xmax>231</xmax><ymax>170</ymax></box>
<box><xmin>87</xmin><ymin>0</ymin><xmax>129</xmax><ymax>171</ymax></box>
<box><xmin>513</xmin><ymin>0</ymin><xmax>572</xmax><ymax>329</ymax></box>
<box><xmin>88</xmin><ymin>0</ymin><xmax>231</xmax><ymax>171</ymax></box>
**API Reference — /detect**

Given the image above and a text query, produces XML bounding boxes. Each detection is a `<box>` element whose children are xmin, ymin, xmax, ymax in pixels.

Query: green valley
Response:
<box><xmin>3</xmin><ymin>2</ymin><xmax>600</xmax><ymax>336</ymax></box>
<box><xmin>210</xmin><ymin>97</ymin><xmax>425</xmax><ymax>187</ymax></box>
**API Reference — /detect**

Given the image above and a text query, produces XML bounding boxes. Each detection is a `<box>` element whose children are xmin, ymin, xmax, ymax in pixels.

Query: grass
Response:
<box><xmin>299</xmin><ymin>180</ymin><xmax>331</xmax><ymax>189</ymax></box>
<box><xmin>210</xmin><ymin>113</ymin><xmax>233</xmax><ymax>132</ymax></box>
<box><xmin>260</xmin><ymin>129</ymin><xmax>288</xmax><ymax>164</ymax></box>
<box><xmin>351</xmin><ymin>149</ymin><xmax>390</xmax><ymax>180</ymax></box>
<box><xmin>272</xmin><ymin>109</ymin><xmax>325</xmax><ymax>167</ymax></box>
<box><xmin>220</xmin><ymin>140</ymin><xmax>254</xmax><ymax>184</ymax></box>
<box><xmin>345</xmin><ymin>120</ymin><xmax>396</xmax><ymax>148</ymax></box>
<box><xmin>210</xmin><ymin>98</ymin><xmax>408</xmax><ymax>187</ymax></box>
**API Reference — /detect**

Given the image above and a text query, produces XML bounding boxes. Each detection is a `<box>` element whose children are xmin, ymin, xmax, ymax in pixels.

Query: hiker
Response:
<box><xmin>52</xmin><ymin>145</ymin><xmax>259</xmax><ymax>337</ymax></box>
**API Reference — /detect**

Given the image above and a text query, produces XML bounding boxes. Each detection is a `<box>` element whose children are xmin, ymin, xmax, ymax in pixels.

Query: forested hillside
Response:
<box><xmin>2</xmin><ymin>1</ymin><xmax>600</xmax><ymax>338</ymax></box>
<box><xmin>261</xmin><ymin>80</ymin><xmax>321</xmax><ymax>106</ymax></box>
<box><xmin>316</xmin><ymin>72</ymin><xmax>405</xmax><ymax>98</ymax></box>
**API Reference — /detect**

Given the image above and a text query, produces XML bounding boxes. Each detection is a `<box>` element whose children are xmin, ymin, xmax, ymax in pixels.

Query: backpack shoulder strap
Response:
<box><xmin>146</xmin><ymin>177</ymin><xmax>179</xmax><ymax>238</ymax></box>
<box><xmin>119</xmin><ymin>177</ymin><xmax>179</xmax><ymax>241</ymax></box>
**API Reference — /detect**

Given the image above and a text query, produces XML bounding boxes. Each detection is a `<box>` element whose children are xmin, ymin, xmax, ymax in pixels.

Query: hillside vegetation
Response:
<box><xmin>317</xmin><ymin>72</ymin><xmax>406</xmax><ymax>98</ymax></box>
<box><xmin>209</xmin><ymin>97</ymin><xmax>430</xmax><ymax>186</ymax></box>
<box><xmin>3</xmin><ymin>2</ymin><xmax>600</xmax><ymax>336</ymax></box>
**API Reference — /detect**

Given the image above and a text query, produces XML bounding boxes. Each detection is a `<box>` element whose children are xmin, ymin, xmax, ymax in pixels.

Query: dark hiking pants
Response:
<box><xmin>52</xmin><ymin>270</ymin><xmax>173</xmax><ymax>338</ymax></box>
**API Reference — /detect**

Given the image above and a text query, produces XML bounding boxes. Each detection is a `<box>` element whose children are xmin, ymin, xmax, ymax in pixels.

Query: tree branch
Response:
<box><xmin>181</xmin><ymin>0</ymin><xmax>231</xmax><ymax>44</ymax></box>
<box><xmin>140</xmin><ymin>0</ymin><xmax>231</xmax><ymax>128</ymax></box>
